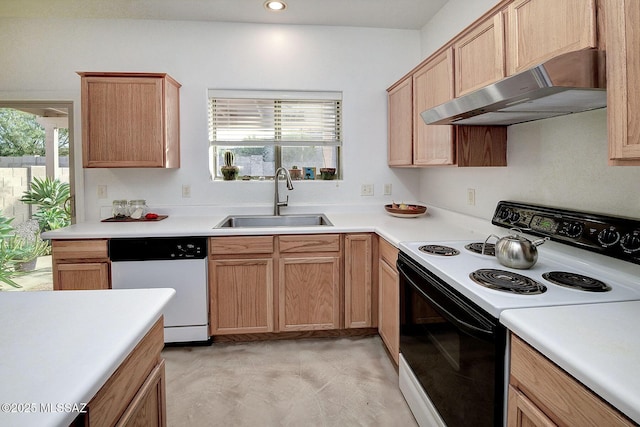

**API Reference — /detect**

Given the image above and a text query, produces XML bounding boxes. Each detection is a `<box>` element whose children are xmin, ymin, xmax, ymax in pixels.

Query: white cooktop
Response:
<box><xmin>399</xmin><ymin>240</ymin><xmax>640</xmax><ymax>318</ymax></box>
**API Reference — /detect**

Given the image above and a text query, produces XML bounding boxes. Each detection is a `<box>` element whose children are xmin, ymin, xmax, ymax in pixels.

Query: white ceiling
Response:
<box><xmin>0</xmin><ymin>0</ymin><xmax>449</xmax><ymax>30</ymax></box>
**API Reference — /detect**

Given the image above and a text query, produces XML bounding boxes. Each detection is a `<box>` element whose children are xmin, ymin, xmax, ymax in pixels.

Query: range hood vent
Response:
<box><xmin>420</xmin><ymin>50</ymin><xmax>606</xmax><ymax>126</ymax></box>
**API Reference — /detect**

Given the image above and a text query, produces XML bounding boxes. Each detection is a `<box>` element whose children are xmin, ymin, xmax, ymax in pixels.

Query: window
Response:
<box><xmin>208</xmin><ymin>90</ymin><xmax>342</xmax><ymax>180</ymax></box>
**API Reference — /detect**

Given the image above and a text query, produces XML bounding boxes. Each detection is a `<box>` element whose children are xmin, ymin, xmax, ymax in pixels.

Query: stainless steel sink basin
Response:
<box><xmin>215</xmin><ymin>214</ymin><xmax>333</xmax><ymax>228</ymax></box>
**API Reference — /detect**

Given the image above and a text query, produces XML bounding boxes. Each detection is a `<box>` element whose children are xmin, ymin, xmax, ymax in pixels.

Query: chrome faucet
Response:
<box><xmin>274</xmin><ymin>167</ymin><xmax>294</xmax><ymax>216</ymax></box>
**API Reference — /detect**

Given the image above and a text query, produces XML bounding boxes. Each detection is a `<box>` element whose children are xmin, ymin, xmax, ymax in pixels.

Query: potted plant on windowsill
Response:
<box><xmin>289</xmin><ymin>165</ymin><xmax>303</xmax><ymax>180</ymax></box>
<box><xmin>221</xmin><ymin>151</ymin><xmax>239</xmax><ymax>181</ymax></box>
<box><xmin>319</xmin><ymin>150</ymin><xmax>337</xmax><ymax>180</ymax></box>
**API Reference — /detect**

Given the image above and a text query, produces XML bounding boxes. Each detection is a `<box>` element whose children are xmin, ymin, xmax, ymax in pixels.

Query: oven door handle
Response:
<box><xmin>398</xmin><ymin>262</ymin><xmax>494</xmax><ymax>341</ymax></box>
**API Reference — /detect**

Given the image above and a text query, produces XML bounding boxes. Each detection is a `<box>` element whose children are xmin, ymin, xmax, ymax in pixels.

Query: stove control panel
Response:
<box><xmin>492</xmin><ymin>201</ymin><xmax>640</xmax><ymax>264</ymax></box>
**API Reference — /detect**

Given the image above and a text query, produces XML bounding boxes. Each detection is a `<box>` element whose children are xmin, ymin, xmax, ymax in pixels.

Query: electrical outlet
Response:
<box><xmin>182</xmin><ymin>184</ymin><xmax>191</xmax><ymax>198</ymax></box>
<box><xmin>97</xmin><ymin>185</ymin><xmax>107</xmax><ymax>199</ymax></box>
<box><xmin>361</xmin><ymin>184</ymin><xmax>374</xmax><ymax>196</ymax></box>
<box><xmin>467</xmin><ymin>188</ymin><xmax>476</xmax><ymax>206</ymax></box>
<box><xmin>384</xmin><ymin>183</ymin><xmax>392</xmax><ymax>195</ymax></box>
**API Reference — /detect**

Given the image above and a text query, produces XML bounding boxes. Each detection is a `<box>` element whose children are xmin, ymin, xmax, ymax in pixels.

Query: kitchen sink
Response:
<box><xmin>214</xmin><ymin>214</ymin><xmax>333</xmax><ymax>228</ymax></box>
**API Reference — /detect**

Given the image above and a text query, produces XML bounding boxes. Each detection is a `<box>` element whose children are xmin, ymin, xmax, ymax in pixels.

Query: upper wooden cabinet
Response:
<box><xmin>605</xmin><ymin>0</ymin><xmax>640</xmax><ymax>164</ymax></box>
<box><xmin>79</xmin><ymin>72</ymin><xmax>181</xmax><ymax>168</ymax></box>
<box><xmin>387</xmin><ymin>47</ymin><xmax>507</xmax><ymax>168</ymax></box>
<box><xmin>454</xmin><ymin>11</ymin><xmax>506</xmax><ymax>97</ymax></box>
<box><xmin>413</xmin><ymin>49</ymin><xmax>456</xmax><ymax>166</ymax></box>
<box><xmin>387</xmin><ymin>76</ymin><xmax>413</xmax><ymax>166</ymax></box>
<box><xmin>506</xmin><ymin>0</ymin><xmax>597</xmax><ymax>75</ymax></box>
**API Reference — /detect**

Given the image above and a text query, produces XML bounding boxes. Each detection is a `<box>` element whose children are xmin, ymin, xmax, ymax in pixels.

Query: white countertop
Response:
<box><xmin>0</xmin><ymin>288</ymin><xmax>175</xmax><ymax>427</ymax></box>
<box><xmin>42</xmin><ymin>206</ymin><xmax>493</xmax><ymax>246</ymax></box>
<box><xmin>501</xmin><ymin>301</ymin><xmax>640</xmax><ymax>424</ymax></box>
<box><xmin>42</xmin><ymin>205</ymin><xmax>640</xmax><ymax>424</ymax></box>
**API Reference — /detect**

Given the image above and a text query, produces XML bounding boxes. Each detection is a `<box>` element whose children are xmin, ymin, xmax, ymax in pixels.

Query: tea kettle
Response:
<box><xmin>483</xmin><ymin>229</ymin><xmax>549</xmax><ymax>269</ymax></box>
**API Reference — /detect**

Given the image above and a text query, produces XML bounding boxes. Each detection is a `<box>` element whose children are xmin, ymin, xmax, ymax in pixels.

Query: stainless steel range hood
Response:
<box><xmin>420</xmin><ymin>50</ymin><xmax>606</xmax><ymax>126</ymax></box>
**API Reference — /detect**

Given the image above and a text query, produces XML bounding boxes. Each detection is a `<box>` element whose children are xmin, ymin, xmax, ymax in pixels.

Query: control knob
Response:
<box><xmin>509</xmin><ymin>211</ymin><xmax>521</xmax><ymax>223</ymax></box>
<box><xmin>597</xmin><ymin>228</ymin><xmax>620</xmax><ymax>247</ymax></box>
<box><xmin>621</xmin><ymin>232</ymin><xmax>640</xmax><ymax>253</ymax></box>
<box><xmin>563</xmin><ymin>222</ymin><xmax>584</xmax><ymax>238</ymax></box>
<box><xmin>498</xmin><ymin>208</ymin><xmax>511</xmax><ymax>221</ymax></box>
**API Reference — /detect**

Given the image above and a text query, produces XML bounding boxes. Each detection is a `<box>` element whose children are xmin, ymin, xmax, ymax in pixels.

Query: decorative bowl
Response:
<box><xmin>384</xmin><ymin>203</ymin><xmax>427</xmax><ymax>218</ymax></box>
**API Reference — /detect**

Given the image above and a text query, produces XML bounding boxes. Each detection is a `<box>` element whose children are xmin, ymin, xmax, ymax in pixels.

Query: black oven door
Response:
<box><xmin>397</xmin><ymin>252</ymin><xmax>505</xmax><ymax>427</ymax></box>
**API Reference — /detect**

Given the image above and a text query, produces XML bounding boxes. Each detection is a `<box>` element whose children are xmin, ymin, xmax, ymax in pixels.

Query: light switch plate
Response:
<box><xmin>361</xmin><ymin>184</ymin><xmax>374</xmax><ymax>196</ymax></box>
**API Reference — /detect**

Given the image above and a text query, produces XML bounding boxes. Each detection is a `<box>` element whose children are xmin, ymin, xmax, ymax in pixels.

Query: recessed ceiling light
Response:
<box><xmin>264</xmin><ymin>1</ymin><xmax>287</xmax><ymax>12</ymax></box>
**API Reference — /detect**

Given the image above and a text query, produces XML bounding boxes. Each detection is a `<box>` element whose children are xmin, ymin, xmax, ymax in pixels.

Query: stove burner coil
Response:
<box><xmin>542</xmin><ymin>271</ymin><xmax>612</xmax><ymax>292</ymax></box>
<box><xmin>470</xmin><ymin>269</ymin><xmax>547</xmax><ymax>295</ymax></box>
<box><xmin>418</xmin><ymin>245</ymin><xmax>460</xmax><ymax>256</ymax></box>
<box><xmin>465</xmin><ymin>242</ymin><xmax>496</xmax><ymax>256</ymax></box>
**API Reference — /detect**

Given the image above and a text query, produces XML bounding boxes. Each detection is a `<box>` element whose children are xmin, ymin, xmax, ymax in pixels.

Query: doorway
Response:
<box><xmin>0</xmin><ymin>101</ymin><xmax>75</xmax><ymax>291</ymax></box>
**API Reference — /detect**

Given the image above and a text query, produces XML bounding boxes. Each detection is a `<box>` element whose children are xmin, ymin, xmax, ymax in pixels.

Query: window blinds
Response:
<box><xmin>208</xmin><ymin>90</ymin><xmax>342</xmax><ymax>146</ymax></box>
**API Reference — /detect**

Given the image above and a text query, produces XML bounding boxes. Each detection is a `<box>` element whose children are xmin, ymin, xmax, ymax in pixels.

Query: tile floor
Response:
<box><xmin>163</xmin><ymin>336</ymin><xmax>417</xmax><ymax>426</ymax></box>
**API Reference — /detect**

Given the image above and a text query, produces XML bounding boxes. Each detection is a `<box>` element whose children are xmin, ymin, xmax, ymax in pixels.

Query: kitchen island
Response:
<box><xmin>501</xmin><ymin>301</ymin><xmax>640</xmax><ymax>425</ymax></box>
<box><xmin>0</xmin><ymin>288</ymin><xmax>174</xmax><ymax>427</ymax></box>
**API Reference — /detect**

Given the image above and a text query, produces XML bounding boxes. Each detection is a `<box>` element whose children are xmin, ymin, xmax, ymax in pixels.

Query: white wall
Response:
<box><xmin>418</xmin><ymin>1</ymin><xmax>640</xmax><ymax>220</ymax></box>
<box><xmin>0</xmin><ymin>18</ymin><xmax>422</xmax><ymax>220</ymax></box>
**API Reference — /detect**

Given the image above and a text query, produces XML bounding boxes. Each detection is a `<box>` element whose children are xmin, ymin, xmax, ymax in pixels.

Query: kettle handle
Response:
<box><xmin>482</xmin><ymin>234</ymin><xmax>500</xmax><ymax>255</ymax></box>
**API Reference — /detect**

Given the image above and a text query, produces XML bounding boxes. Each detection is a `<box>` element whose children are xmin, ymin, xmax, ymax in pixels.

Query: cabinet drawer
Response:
<box><xmin>378</xmin><ymin>237</ymin><xmax>398</xmax><ymax>271</ymax></box>
<box><xmin>210</xmin><ymin>236</ymin><xmax>274</xmax><ymax>255</ymax></box>
<box><xmin>52</xmin><ymin>239</ymin><xmax>108</xmax><ymax>260</ymax></box>
<box><xmin>279</xmin><ymin>234</ymin><xmax>341</xmax><ymax>253</ymax></box>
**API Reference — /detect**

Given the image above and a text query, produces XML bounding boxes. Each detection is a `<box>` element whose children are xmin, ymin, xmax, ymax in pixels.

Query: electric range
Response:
<box><xmin>398</xmin><ymin>238</ymin><xmax>640</xmax><ymax>318</ymax></box>
<box><xmin>397</xmin><ymin>201</ymin><xmax>640</xmax><ymax>427</ymax></box>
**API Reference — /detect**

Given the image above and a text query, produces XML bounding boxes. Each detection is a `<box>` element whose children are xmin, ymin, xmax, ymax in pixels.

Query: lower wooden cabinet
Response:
<box><xmin>209</xmin><ymin>236</ymin><xmax>275</xmax><ymax>335</ymax></box>
<box><xmin>83</xmin><ymin>318</ymin><xmax>166</xmax><ymax>427</ymax></box>
<box><xmin>209</xmin><ymin>233</ymin><xmax>375</xmax><ymax>336</ymax></box>
<box><xmin>377</xmin><ymin>237</ymin><xmax>399</xmax><ymax>365</ymax></box>
<box><xmin>51</xmin><ymin>239</ymin><xmax>110</xmax><ymax>290</ymax></box>
<box><xmin>278</xmin><ymin>234</ymin><xmax>342</xmax><ymax>332</ymax></box>
<box><xmin>344</xmin><ymin>234</ymin><xmax>373</xmax><ymax>329</ymax></box>
<box><xmin>279</xmin><ymin>255</ymin><xmax>341</xmax><ymax>331</ymax></box>
<box><xmin>508</xmin><ymin>334</ymin><xmax>634</xmax><ymax>427</ymax></box>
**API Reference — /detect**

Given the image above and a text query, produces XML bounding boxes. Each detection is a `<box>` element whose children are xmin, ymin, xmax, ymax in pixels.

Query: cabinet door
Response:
<box><xmin>116</xmin><ymin>360</ymin><xmax>166</xmax><ymax>427</ymax></box>
<box><xmin>455</xmin><ymin>12</ymin><xmax>505</xmax><ymax>97</ymax></box>
<box><xmin>378</xmin><ymin>258</ymin><xmax>399</xmax><ymax>365</ymax></box>
<box><xmin>510</xmin><ymin>335</ymin><xmax>634</xmax><ymax>427</ymax></box>
<box><xmin>507</xmin><ymin>0</ymin><xmax>597</xmax><ymax>75</ymax></box>
<box><xmin>209</xmin><ymin>258</ymin><xmax>274</xmax><ymax>335</ymax></box>
<box><xmin>279</xmin><ymin>256</ymin><xmax>341</xmax><ymax>331</ymax></box>
<box><xmin>387</xmin><ymin>76</ymin><xmax>414</xmax><ymax>166</ymax></box>
<box><xmin>344</xmin><ymin>234</ymin><xmax>373</xmax><ymax>329</ymax></box>
<box><xmin>54</xmin><ymin>262</ymin><xmax>110</xmax><ymax>291</ymax></box>
<box><xmin>605</xmin><ymin>0</ymin><xmax>640</xmax><ymax>163</ymax></box>
<box><xmin>80</xmin><ymin>73</ymin><xmax>180</xmax><ymax>168</ymax></box>
<box><xmin>507</xmin><ymin>385</ymin><xmax>556</xmax><ymax>427</ymax></box>
<box><xmin>413</xmin><ymin>49</ymin><xmax>455</xmax><ymax>166</ymax></box>
<box><xmin>82</xmin><ymin>76</ymin><xmax>164</xmax><ymax>167</ymax></box>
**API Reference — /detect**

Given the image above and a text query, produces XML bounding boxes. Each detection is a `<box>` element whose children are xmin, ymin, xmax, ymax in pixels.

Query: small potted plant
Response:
<box><xmin>220</xmin><ymin>151</ymin><xmax>239</xmax><ymax>181</ymax></box>
<box><xmin>319</xmin><ymin>168</ymin><xmax>336</xmax><ymax>180</ymax></box>
<box><xmin>289</xmin><ymin>165</ymin><xmax>303</xmax><ymax>180</ymax></box>
<box><xmin>319</xmin><ymin>151</ymin><xmax>337</xmax><ymax>180</ymax></box>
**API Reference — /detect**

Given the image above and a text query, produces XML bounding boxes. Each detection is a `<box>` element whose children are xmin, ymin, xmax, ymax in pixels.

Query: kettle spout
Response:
<box><xmin>533</xmin><ymin>237</ymin><xmax>550</xmax><ymax>247</ymax></box>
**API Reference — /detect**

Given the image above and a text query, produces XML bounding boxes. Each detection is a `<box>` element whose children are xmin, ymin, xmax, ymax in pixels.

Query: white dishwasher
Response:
<box><xmin>110</xmin><ymin>237</ymin><xmax>209</xmax><ymax>344</ymax></box>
